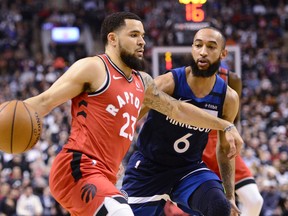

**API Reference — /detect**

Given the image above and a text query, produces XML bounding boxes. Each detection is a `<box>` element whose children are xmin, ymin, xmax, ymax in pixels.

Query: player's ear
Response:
<box><xmin>220</xmin><ymin>49</ymin><xmax>228</xmax><ymax>60</ymax></box>
<box><xmin>107</xmin><ymin>32</ymin><xmax>117</xmax><ymax>46</ymax></box>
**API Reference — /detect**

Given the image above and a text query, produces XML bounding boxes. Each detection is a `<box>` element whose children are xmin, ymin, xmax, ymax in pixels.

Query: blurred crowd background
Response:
<box><xmin>0</xmin><ymin>0</ymin><xmax>288</xmax><ymax>215</ymax></box>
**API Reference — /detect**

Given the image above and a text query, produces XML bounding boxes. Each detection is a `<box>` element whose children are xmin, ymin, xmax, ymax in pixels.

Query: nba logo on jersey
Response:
<box><xmin>204</xmin><ymin>103</ymin><xmax>218</xmax><ymax>110</ymax></box>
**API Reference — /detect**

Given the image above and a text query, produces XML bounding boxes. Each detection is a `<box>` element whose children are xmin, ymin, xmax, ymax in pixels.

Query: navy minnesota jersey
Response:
<box><xmin>136</xmin><ymin>66</ymin><xmax>227</xmax><ymax>167</ymax></box>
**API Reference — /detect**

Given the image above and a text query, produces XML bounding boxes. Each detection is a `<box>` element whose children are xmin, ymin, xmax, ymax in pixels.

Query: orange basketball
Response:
<box><xmin>0</xmin><ymin>100</ymin><xmax>42</xmax><ymax>154</ymax></box>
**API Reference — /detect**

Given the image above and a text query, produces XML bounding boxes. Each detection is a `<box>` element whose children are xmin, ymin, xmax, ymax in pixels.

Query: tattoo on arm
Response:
<box><xmin>217</xmin><ymin>133</ymin><xmax>235</xmax><ymax>199</ymax></box>
<box><xmin>141</xmin><ymin>73</ymin><xmax>175</xmax><ymax>116</ymax></box>
<box><xmin>219</xmin><ymin>160</ymin><xmax>234</xmax><ymax>198</ymax></box>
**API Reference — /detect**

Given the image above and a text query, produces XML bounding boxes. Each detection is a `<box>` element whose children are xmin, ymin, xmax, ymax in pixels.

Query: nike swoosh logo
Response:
<box><xmin>179</xmin><ymin>98</ymin><xmax>192</xmax><ymax>102</ymax></box>
<box><xmin>113</xmin><ymin>75</ymin><xmax>123</xmax><ymax>80</ymax></box>
<box><xmin>182</xmin><ymin>99</ymin><xmax>192</xmax><ymax>102</ymax></box>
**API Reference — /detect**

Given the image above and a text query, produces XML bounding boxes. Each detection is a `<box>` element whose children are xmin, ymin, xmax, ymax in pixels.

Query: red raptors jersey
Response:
<box><xmin>63</xmin><ymin>54</ymin><xmax>145</xmax><ymax>183</ymax></box>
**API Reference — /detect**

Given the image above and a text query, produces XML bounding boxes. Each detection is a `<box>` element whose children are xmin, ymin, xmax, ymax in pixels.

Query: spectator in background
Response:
<box><xmin>7</xmin><ymin>166</ymin><xmax>23</xmax><ymax>189</ymax></box>
<box><xmin>0</xmin><ymin>183</ymin><xmax>10</xmax><ymax>202</ymax></box>
<box><xmin>260</xmin><ymin>180</ymin><xmax>281</xmax><ymax>216</ymax></box>
<box><xmin>279</xmin><ymin>195</ymin><xmax>288</xmax><ymax>216</ymax></box>
<box><xmin>0</xmin><ymin>186</ymin><xmax>19</xmax><ymax>216</ymax></box>
<box><xmin>39</xmin><ymin>187</ymin><xmax>56</xmax><ymax>216</ymax></box>
<box><xmin>16</xmin><ymin>185</ymin><xmax>43</xmax><ymax>216</ymax></box>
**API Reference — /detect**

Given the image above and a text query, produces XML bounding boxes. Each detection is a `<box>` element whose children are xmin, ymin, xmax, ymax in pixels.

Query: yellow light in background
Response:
<box><xmin>165</xmin><ymin>52</ymin><xmax>172</xmax><ymax>70</ymax></box>
<box><xmin>179</xmin><ymin>0</ymin><xmax>207</xmax><ymax>4</ymax></box>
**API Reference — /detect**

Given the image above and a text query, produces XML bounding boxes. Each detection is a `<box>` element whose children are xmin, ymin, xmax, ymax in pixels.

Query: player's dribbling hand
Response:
<box><xmin>224</xmin><ymin>125</ymin><xmax>243</xmax><ymax>159</ymax></box>
<box><xmin>229</xmin><ymin>199</ymin><xmax>241</xmax><ymax>216</ymax></box>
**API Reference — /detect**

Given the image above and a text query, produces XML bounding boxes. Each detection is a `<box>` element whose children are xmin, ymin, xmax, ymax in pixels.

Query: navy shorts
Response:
<box><xmin>121</xmin><ymin>151</ymin><xmax>222</xmax><ymax>215</ymax></box>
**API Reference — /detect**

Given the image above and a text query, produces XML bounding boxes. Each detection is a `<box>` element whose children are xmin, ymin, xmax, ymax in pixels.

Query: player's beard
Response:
<box><xmin>119</xmin><ymin>44</ymin><xmax>145</xmax><ymax>71</ymax></box>
<box><xmin>190</xmin><ymin>57</ymin><xmax>221</xmax><ymax>77</ymax></box>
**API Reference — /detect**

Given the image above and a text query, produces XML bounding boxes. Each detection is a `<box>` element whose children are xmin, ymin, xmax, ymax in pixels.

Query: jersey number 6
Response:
<box><xmin>174</xmin><ymin>133</ymin><xmax>193</xmax><ymax>153</ymax></box>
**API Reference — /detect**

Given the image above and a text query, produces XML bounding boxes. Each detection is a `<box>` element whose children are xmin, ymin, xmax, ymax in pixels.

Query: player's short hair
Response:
<box><xmin>100</xmin><ymin>12</ymin><xmax>142</xmax><ymax>46</ymax></box>
<box><xmin>197</xmin><ymin>26</ymin><xmax>226</xmax><ymax>49</ymax></box>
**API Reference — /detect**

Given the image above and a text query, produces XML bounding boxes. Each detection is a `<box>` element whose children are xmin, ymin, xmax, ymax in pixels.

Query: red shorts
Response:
<box><xmin>202</xmin><ymin>131</ymin><xmax>253</xmax><ymax>185</ymax></box>
<box><xmin>49</xmin><ymin>149</ymin><xmax>123</xmax><ymax>216</ymax></box>
<box><xmin>164</xmin><ymin>200</ymin><xmax>189</xmax><ymax>216</ymax></box>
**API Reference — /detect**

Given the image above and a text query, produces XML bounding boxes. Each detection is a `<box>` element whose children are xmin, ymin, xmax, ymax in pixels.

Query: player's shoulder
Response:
<box><xmin>228</xmin><ymin>71</ymin><xmax>240</xmax><ymax>80</ymax></box>
<box><xmin>226</xmin><ymin>85</ymin><xmax>239</xmax><ymax>103</ymax></box>
<box><xmin>65</xmin><ymin>56</ymin><xmax>107</xmax><ymax>90</ymax></box>
<box><xmin>139</xmin><ymin>71</ymin><xmax>151</xmax><ymax>78</ymax></box>
<box><xmin>75</xmin><ymin>56</ymin><xmax>103</xmax><ymax>67</ymax></box>
<box><xmin>139</xmin><ymin>71</ymin><xmax>153</xmax><ymax>85</ymax></box>
<box><xmin>71</xmin><ymin>56</ymin><xmax>106</xmax><ymax>74</ymax></box>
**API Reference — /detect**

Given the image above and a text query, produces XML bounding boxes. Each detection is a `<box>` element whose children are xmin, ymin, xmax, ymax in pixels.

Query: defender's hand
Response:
<box><xmin>229</xmin><ymin>198</ymin><xmax>241</xmax><ymax>216</ymax></box>
<box><xmin>224</xmin><ymin>125</ymin><xmax>243</xmax><ymax>159</ymax></box>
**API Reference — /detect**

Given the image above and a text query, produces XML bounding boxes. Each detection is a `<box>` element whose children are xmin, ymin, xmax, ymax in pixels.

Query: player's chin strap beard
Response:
<box><xmin>190</xmin><ymin>58</ymin><xmax>221</xmax><ymax>78</ymax></box>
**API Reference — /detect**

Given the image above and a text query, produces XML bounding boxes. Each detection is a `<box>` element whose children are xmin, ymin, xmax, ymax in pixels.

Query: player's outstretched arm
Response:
<box><xmin>140</xmin><ymin>72</ymin><xmax>243</xmax><ymax>158</ymax></box>
<box><xmin>24</xmin><ymin>57</ymin><xmax>105</xmax><ymax>118</ymax></box>
<box><xmin>217</xmin><ymin>86</ymin><xmax>241</xmax><ymax>216</ymax></box>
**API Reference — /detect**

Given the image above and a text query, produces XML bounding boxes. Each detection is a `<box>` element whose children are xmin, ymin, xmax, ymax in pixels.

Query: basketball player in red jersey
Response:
<box><xmin>22</xmin><ymin>12</ymin><xmax>243</xmax><ymax>216</ymax></box>
<box><xmin>203</xmin><ymin>67</ymin><xmax>264</xmax><ymax>216</ymax></box>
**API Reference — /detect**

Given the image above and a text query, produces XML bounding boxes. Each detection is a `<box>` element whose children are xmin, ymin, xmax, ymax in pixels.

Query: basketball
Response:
<box><xmin>0</xmin><ymin>100</ymin><xmax>42</xmax><ymax>154</ymax></box>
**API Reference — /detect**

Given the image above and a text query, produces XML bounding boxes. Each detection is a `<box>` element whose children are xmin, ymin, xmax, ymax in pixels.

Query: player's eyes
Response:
<box><xmin>207</xmin><ymin>45</ymin><xmax>216</xmax><ymax>50</ymax></box>
<box><xmin>131</xmin><ymin>33</ymin><xmax>140</xmax><ymax>38</ymax></box>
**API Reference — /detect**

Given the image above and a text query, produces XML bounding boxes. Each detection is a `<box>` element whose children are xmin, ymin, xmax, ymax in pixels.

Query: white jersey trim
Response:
<box><xmin>180</xmin><ymin>167</ymin><xmax>210</xmax><ymax>181</ymax></box>
<box><xmin>128</xmin><ymin>194</ymin><xmax>170</xmax><ymax>204</ymax></box>
<box><xmin>88</xmin><ymin>55</ymin><xmax>111</xmax><ymax>97</ymax></box>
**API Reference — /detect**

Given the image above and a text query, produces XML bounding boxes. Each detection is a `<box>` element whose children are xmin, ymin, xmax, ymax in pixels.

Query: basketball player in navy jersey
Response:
<box><xmin>121</xmin><ymin>27</ymin><xmax>241</xmax><ymax>216</ymax></box>
<box><xmin>165</xmin><ymin>68</ymin><xmax>263</xmax><ymax>216</ymax></box>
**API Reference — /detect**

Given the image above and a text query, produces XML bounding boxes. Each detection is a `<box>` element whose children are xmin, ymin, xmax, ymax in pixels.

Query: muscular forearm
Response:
<box><xmin>172</xmin><ymin>101</ymin><xmax>231</xmax><ymax>131</ymax></box>
<box><xmin>24</xmin><ymin>94</ymin><xmax>57</xmax><ymax>118</ymax></box>
<box><xmin>217</xmin><ymin>150</ymin><xmax>235</xmax><ymax>199</ymax></box>
<box><xmin>142</xmin><ymin>72</ymin><xmax>231</xmax><ymax>131</ymax></box>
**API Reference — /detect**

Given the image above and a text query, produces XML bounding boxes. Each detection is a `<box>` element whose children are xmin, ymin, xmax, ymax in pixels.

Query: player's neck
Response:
<box><xmin>105</xmin><ymin>50</ymin><xmax>133</xmax><ymax>78</ymax></box>
<box><xmin>187</xmin><ymin>72</ymin><xmax>216</xmax><ymax>98</ymax></box>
